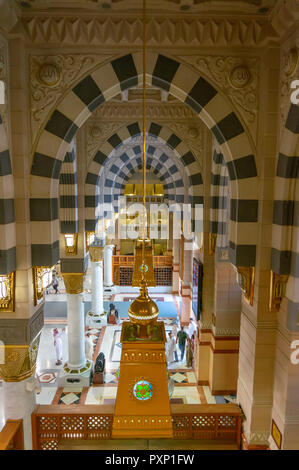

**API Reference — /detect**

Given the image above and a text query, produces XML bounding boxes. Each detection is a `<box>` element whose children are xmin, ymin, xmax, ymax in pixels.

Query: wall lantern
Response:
<box><xmin>85</xmin><ymin>231</ymin><xmax>96</xmax><ymax>251</ymax></box>
<box><xmin>0</xmin><ymin>272</ymin><xmax>15</xmax><ymax>312</ymax></box>
<box><xmin>32</xmin><ymin>267</ymin><xmax>53</xmax><ymax>305</ymax></box>
<box><xmin>64</xmin><ymin>233</ymin><xmax>78</xmax><ymax>255</ymax></box>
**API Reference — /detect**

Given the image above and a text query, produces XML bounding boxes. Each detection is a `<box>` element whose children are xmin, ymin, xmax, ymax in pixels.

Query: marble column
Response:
<box><xmin>104</xmin><ymin>244</ymin><xmax>114</xmax><ymax>289</ymax></box>
<box><xmin>87</xmin><ymin>244</ymin><xmax>105</xmax><ymax>326</ymax></box>
<box><xmin>172</xmin><ymin>238</ymin><xmax>180</xmax><ymax>294</ymax></box>
<box><xmin>209</xmin><ymin>262</ymin><xmax>241</xmax><ymax>395</ymax></box>
<box><xmin>59</xmin><ymin>273</ymin><xmax>92</xmax><ymax>387</ymax></box>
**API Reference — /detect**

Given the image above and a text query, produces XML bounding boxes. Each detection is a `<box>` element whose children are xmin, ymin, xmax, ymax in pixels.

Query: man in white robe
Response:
<box><xmin>85</xmin><ymin>332</ymin><xmax>94</xmax><ymax>361</ymax></box>
<box><xmin>166</xmin><ymin>332</ymin><xmax>176</xmax><ymax>364</ymax></box>
<box><xmin>188</xmin><ymin>318</ymin><xmax>197</xmax><ymax>339</ymax></box>
<box><xmin>53</xmin><ymin>328</ymin><xmax>65</xmax><ymax>366</ymax></box>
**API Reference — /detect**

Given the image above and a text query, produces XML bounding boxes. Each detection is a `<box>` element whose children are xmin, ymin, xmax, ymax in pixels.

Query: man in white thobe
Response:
<box><xmin>53</xmin><ymin>328</ymin><xmax>65</xmax><ymax>366</ymax></box>
<box><xmin>85</xmin><ymin>332</ymin><xmax>94</xmax><ymax>361</ymax></box>
<box><xmin>166</xmin><ymin>332</ymin><xmax>176</xmax><ymax>364</ymax></box>
<box><xmin>188</xmin><ymin>318</ymin><xmax>197</xmax><ymax>339</ymax></box>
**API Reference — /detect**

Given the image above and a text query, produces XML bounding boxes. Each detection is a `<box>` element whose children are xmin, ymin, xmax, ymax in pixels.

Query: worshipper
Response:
<box><xmin>108</xmin><ymin>303</ymin><xmax>118</xmax><ymax>324</ymax></box>
<box><xmin>188</xmin><ymin>317</ymin><xmax>197</xmax><ymax>339</ymax></box>
<box><xmin>171</xmin><ymin>323</ymin><xmax>179</xmax><ymax>362</ymax></box>
<box><xmin>186</xmin><ymin>334</ymin><xmax>195</xmax><ymax>368</ymax></box>
<box><xmin>53</xmin><ymin>328</ymin><xmax>65</xmax><ymax>365</ymax></box>
<box><xmin>52</xmin><ymin>275</ymin><xmax>59</xmax><ymax>294</ymax></box>
<box><xmin>176</xmin><ymin>325</ymin><xmax>188</xmax><ymax>361</ymax></box>
<box><xmin>85</xmin><ymin>332</ymin><xmax>94</xmax><ymax>361</ymax></box>
<box><xmin>166</xmin><ymin>332</ymin><xmax>176</xmax><ymax>364</ymax></box>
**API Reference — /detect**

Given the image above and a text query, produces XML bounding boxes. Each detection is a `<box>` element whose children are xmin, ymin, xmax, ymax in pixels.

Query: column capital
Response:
<box><xmin>105</xmin><ymin>244</ymin><xmax>115</xmax><ymax>252</ymax></box>
<box><xmin>62</xmin><ymin>273</ymin><xmax>84</xmax><ymax>294</ymax></box>
<box><xmin>89</xmin><ymin>246</ymin><xmax>104</xmax><ymax>263</ymax></box>
<box><xmin>0</xmin><ymin>334</ymin><xmax>40</xmax><ymax>382</ymax></box>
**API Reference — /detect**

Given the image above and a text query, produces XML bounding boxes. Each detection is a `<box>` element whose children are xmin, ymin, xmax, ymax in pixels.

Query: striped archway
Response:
<box><xmin>0</xmin><ymin>114</ymin><xmax>16</xmax><ymax>274</ymax></box>
<box><xmin>59</xmin><ymin>140</ymin><xmax>78</xmax><ymax>234</ymax></box>
<box><xmin>106</xmin><ymin>154</ymin><xmax>181</xmax><ymax>205</ymax></box>
<box><xmin>271</xmin><ymin>103</ymin><xmax>299</xmax><ymax>326</ymax></box>
<box><xmin>30</xmin><ymin>51</ymin><xmax>257</xmax><ymax>267</ymax></box>
<box><xmin>85</xmin><ymin>121</ymin><xmax>203</xmax><ymax>231</ymax></box>
<box><xmin>210</xmin><ymin>142</ymin><xmax>230</xmax><ymax>252</ymax></box>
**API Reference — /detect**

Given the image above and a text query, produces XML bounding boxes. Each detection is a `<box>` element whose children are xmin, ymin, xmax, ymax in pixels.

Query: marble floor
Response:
<box><xmin>0</xmin><ymin>292</ymin><xmax>235</xmax><ymax>427</ymax></box>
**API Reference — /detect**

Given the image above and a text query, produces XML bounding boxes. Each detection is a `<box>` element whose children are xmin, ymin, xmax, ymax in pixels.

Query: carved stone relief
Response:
<box><xmin>30</xmin><ymin>54</ymin><xmax>114</xmax><ymax>144</ymax></box>
<box><xmin>177</xmin><ymin>55</ymin><xmax>260</xmax><ymax>143</ymax></box>
<box><xmin>86</xmin><ymin>102</ymin><xmax>203</xmax><ymax>164</ymax></box>
<box><xmin>21</xmin><ymin>16</ymin><xmax>277</xmax><ymax>47</ymax></box>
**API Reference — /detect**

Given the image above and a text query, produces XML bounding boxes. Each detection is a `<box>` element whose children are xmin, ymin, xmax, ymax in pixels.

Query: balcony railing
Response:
<box><xmin>0</xmin><ymin>419</ymin><xmax>24</xmax><ymax>450</ymax></box>
<box><xmin>31</xmin><ymin>403</ymin><xmax>241</xmax><ymax>450</ymax></box>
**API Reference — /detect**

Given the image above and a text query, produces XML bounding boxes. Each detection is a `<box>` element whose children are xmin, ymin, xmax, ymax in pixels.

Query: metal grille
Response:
<box><xmin>192</xmin><ymin>414</ymin><xmax>216</xmax><ymax>428</ymax></box>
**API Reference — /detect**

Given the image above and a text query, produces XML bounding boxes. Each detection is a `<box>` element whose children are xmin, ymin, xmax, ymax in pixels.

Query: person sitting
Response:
<box><xmin>107</xmin><ymin>303</ymin><xmax>118</xmax><ymax>324</ymax></box>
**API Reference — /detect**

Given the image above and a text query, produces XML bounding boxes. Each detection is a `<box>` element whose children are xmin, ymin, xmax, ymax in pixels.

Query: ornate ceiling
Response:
<box><xmin>13</xmin><ymin>0</ymin><xmax>278</xmax><ymax>15</ymax></box>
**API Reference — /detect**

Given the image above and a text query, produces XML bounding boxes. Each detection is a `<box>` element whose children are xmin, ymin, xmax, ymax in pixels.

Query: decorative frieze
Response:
<box><xmin>123</xmin><ymin>350</ymin><xmax>165</xmax><ymax>363</ymax></box>
<box><xmin>21</xmin><ymin>16</ymin><xmax>277</xmax><ymax>48</ymax></box>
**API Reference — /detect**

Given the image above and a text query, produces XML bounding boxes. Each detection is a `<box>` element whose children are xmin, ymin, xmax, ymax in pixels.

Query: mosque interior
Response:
<box><xmin>0</xmin><ymin>0</ymin><xmax>299</xmax><ymax>452</ymax></box>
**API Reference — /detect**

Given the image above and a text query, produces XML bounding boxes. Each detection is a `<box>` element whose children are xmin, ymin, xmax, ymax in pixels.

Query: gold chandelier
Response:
<box><xmin>129</xmin><ymin>0</ymin><xmax>158</xmax><ymax>334</ymax></box>
<box><xmin>131</xmin><ymin>0</ymin><xmax>156</xmax><ymax>288</ymax></box>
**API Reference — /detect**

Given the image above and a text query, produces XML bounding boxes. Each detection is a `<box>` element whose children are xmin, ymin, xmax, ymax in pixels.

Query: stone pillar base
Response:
<box><xmin>241</xmin><ymin>433</ymin><xmax>269</xmax><ymax>450</ymax></box>
<box><xmin>58</xmin><ymin>360</ymin><xmax>93</xmax><ymax>387</ymax></box>
<box><xmin>104</xmin><ymin>284</ymin><xmax>115</xmax><ymax>293</ymax></box>
<box><xmin>86</xmin><ymin>310</ymin><xmax>107</xmax><ymax>327</ymax></box>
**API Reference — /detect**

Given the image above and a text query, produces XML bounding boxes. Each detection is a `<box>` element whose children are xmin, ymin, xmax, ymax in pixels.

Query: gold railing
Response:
<box><xmin>113</xmin><ymin>255</ymin><xmax>172</xmax><ymax>267</ymax></box>
<box><xmin>0</xmin><ymin>419</ymin><xmax>24</xmax><ymax>450</ymax></box>
<box><xmin>31</xmin><ymin>403</ymin><xmax>242</xmax><ymax>450</ymax></box>
<box><xmin>113</xmin><ymin>255</ymin><xmax>173</xmax><ymax>286</ymax></box>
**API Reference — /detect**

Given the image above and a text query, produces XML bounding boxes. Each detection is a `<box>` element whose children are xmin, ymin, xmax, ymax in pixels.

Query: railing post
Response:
<box><xmin>31</xmin><ymin>410</ymin><xmax>38</xmax><ymax>450</ymax></box>
<box><xmin>215</xmin><ymin>413</ymin><xmax>219</xmax><ymax>440</ymax></box>
<box><xmin>236</xmin><ymin>414</ymin><xmax>242</xmax><ymax>449</ymax></box>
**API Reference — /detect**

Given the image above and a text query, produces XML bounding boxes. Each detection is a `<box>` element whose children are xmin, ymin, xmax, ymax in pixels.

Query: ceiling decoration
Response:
<box><xmin>13</xmin><ymin>0</ymin><xmax>277</xmax><ymax>15</ymax></box>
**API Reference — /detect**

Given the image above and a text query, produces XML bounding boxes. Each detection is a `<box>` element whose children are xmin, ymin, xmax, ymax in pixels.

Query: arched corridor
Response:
<box><xmin>0</xmin><ymin>0</ymin><xmax>299</xmax><ymax>452</ymax></box>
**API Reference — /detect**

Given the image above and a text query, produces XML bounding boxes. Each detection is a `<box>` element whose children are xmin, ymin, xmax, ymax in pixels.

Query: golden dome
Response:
<box><xmin>128</xmin><ymin>279</ymin><xmax>159</xmax><ymax>327</ymax></box>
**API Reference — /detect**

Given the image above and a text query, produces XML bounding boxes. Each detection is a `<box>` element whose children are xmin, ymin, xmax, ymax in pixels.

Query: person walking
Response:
<box><xmin>188</xmin><ymin>317</ymin><xmax>197</xmax><ymax>339</ymax></box>
<box><xmin>171</xmin><ymin>323</ymin><xmax>179</xmax><ymax>362</ymax></box>
<box><xmin>53</xmin><ymin>327</ymin><xmax>65</xmax><ymax>365</ymax></box>
<box><xmin>52</xmin><ymin>275</ymin><xmax>59</xmax><ymax>294</ymax></box>
<box><xmin>85</xmin><ymin>332</ymin><xmax>94</xmax><ymax>361</ymax></box>
<box><xmin>166</xmin><ymin>332</ymin><xmax>176</xmax><ymax>364</ymax></box>
<box><xmin>186</xmin><ymin>334</ymin><xmax>194</xmax><ymax>368</ymax></box>
<box><xmin>176</xmin><ymin>326</ymin><xmax>188</xmax><ymax>362</ymax></box>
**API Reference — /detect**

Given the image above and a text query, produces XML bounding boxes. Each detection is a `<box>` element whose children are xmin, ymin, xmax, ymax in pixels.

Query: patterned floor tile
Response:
<box><xmin>104</xmin><ymin>373</ymin><xmax>117</xmax><ymax>384</ymax></box>
<box><xmin>37</xmin><ymin>371</ymin><xmax>58</xmax><ymax>384</ymax></box>
<box><xmin>186</xmin><ymin>371</ymin><xmax>197</xmax><ymax>383</ymax></box>
<box><xmin>170</xmin><ymin>372</ymin><xmax>188</xmax><ymax>383</ymax></box>
<box><xmin>59</xmin><ymin>392</ymin><xmax>80</xmax><ymax>405</ymax></box>
<box><xmin>57</xmin><ymin>387</ymin><xmax>83</xmax><ymax>405</ymax></box>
